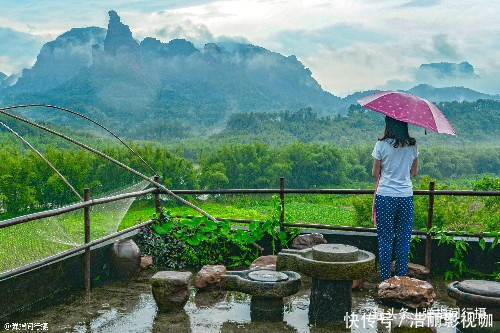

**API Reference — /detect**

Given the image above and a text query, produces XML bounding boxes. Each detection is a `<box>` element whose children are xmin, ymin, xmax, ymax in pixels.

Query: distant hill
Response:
<box><xmin>213</xmin><ymin>100</ymin><xmax>500</xmax><ymax>147</ymax></box>
<box><xmin>338</xmin><ymin>84</ymin><xmax>499</xmax><ymax>112</ymax></box>
<box><xmin>0</xmin><ymin>72</ymin><xmax>7</xmax><ymax>89</ymax></box>
<box><xmin>406</xmin><ymin>84</ymin><xmax>498</xmax><ymax>102</ymax></box>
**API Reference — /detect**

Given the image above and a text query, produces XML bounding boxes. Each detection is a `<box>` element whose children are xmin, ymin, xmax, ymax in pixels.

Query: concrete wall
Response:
<box><xmin>300</xmin><ymin>229</ymin><xmax>500</xmax><ymax>275</ymax></box>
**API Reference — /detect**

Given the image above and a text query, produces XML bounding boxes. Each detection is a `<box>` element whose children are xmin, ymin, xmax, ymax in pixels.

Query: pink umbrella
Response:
<box><xmin>357</xmin><ymin>90</ymin><xmax>456</xmax><ymax>135</ymax></box>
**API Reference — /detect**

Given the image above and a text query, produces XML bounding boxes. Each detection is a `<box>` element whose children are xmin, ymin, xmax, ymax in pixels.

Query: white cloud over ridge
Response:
<box><xmin>0</xmin><ymin>0</ymin><xmax>498</xmax><ymax>95</ymax></box>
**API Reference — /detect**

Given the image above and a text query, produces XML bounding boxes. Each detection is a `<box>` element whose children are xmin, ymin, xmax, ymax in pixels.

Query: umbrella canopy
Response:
<box><xmin>357</xmin><ymin>91</ymin><xmax>456</xmax><ymax>135</ymax></box>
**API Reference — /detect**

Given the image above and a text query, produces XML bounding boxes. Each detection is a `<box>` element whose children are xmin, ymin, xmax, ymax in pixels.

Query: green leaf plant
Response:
<box><xmin>146</xmin><ymin>195</ymin><xmax>301</xmax><ymax>269</ymax></box>
<box><xmin>428</xmin><ymin>226</ymin><xmax>499</xmax><ymax>281</ymax></box>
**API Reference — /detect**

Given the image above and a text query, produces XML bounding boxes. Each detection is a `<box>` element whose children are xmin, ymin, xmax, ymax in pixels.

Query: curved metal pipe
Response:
<box><xmin>0</xmin><ymin>121</ymin><xmax>83</xmax><ymax>201</ymax></box>
<box><xmin>0</xmin><ymin>109</ymin><xmax>217</xmax><ymax>222</ymax></box>
<box><xmin>0</xmin><ymin>104</ymin><xmax>158</xmax><ymax>176</ymax></box>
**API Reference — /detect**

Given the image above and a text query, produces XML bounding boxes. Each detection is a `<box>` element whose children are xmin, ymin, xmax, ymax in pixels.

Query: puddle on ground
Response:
<box><xmin>6</xmin><ymin>269</ymin><xmax>498</xmax><ymax>333</ymax></box>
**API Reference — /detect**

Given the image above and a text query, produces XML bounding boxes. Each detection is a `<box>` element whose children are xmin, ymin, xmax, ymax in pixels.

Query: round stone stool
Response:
<box><xmin>150</xmin><ymin>271</ymin><xmax>192</xmax><ymax>313</ymax></box>
<box><xmin>220</xmin><ymin>269</ymin><xmax>301</xmax><ymax>321</ymax></box>
<box><xmin>448</xmin><ymin>280</ymin><xmax>500</xmax><ymax>321</ymax></box>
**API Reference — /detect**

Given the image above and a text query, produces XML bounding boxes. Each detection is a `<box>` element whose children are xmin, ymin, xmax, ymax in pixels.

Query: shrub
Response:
<box><xmin>137</xmin><ymin>195</ymin><xmax>300</xmax><ymax>269</ymax></box>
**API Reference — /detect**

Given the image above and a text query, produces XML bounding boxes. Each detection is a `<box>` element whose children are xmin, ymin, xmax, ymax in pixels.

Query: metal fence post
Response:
<box><xmin>280</xmin><ymin>177</ymin><xmax>285</xmax><ymax>232</ymax></box>
<box><xmin>84</xmin><ymin>188</ymin><xmax>91</xmax><ymax>292</ymax></box>
<box><xmin>154</xmin><ymin>175</ymin><xmax>161</xmax><ymax>214</ymax></box>
<box><xmin>425</xmin><ymin>181</ymin><xmax>435</xmax><ymax>271</ymax></box>
<box><xmin>277</xmin><ymin>177</ymin><xmax>285</xmax><ymax>252</ymax></box>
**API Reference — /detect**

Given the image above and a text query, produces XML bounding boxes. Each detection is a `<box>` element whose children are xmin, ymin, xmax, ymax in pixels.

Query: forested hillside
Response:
<box><xmin>211</xmin><ymin>99</ymin><xmax>500</xmax><ymax>146</ymax></box>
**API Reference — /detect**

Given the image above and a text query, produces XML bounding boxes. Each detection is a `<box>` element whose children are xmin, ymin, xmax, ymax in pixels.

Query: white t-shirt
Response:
<box><xmin>372</xmin><ymin>138</ymin><xmax>418</xmax><ymax>197</ymax></box>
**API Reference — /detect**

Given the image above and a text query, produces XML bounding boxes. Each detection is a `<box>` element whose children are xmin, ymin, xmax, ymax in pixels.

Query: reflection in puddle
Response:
<box><xmin>15</xmin><ymin>270</ymin><xmax>498</xmax><ymax>333</ymax></box>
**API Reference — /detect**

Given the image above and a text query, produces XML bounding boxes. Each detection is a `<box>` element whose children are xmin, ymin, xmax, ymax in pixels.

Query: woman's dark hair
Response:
<box><xmin>379</xmin><ymin>116</ymin><xmax>416</xmax><ymax>147</ymax></box>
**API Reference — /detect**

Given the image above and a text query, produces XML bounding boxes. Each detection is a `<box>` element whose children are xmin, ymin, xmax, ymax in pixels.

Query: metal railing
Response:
<box><xmin>0</xmin><ymin>178</ymin><xmax>498</xmax><ymax>289</ymax></box>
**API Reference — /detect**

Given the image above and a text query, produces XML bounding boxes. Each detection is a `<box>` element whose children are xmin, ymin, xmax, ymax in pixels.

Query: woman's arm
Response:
<box><xmin>410</xmin><ymin>158</ymin><xmax>418</xmax><ymax>177</ymax></box>
<box><xmin>372</xmin><ymin>159</ymin><xmax>381</xmax><ymax>178</ymax></box>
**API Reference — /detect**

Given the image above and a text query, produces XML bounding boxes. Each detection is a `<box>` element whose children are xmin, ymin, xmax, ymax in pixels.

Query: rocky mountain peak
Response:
<box><xmin>204</xmin><ymin>43</ymin><xmax>222</xmax><ymax>55</ymax></box>
<box><xmin>104</xmin><ymin>10</ymin><xmax>139</xmax><ymax>57</ymax></box>
<box><xmin>4</xmin><ymin>27</ymin><xmax>105</xmax><ymax>93</ymax></box>
<box><xmin>167</xmin><ymin>39</ymin><xmax>198</xmax><ymax>56</ymax></box>
<box><xmin>417</xmin><ymin>61</ymin><xmax>477</xmax><ymax>79</ymax></box>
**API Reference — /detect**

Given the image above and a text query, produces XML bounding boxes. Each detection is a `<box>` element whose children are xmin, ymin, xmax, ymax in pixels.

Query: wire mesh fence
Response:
<box><xmin>0</xmin><ymin>180</ymin><xmax>150</xmax><ymax>274</ymax></box>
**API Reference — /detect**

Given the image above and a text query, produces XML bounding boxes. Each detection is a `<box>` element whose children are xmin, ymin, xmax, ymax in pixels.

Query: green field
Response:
<box><xmin>0</xmin><ymin>209</ymin><xmax>131</xmax><ymax>272</ymax></box>
<box><xmin>118</xmin><ymin>195</ymin><xmax>357</xmax><ymax>230</ymax></box>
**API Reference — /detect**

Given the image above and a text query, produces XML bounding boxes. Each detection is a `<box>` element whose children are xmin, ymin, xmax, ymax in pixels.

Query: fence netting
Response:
<box><xmin>0</xmin><ymin>180</ymin><xmax>150</xmax><ymax>273</ymax></box>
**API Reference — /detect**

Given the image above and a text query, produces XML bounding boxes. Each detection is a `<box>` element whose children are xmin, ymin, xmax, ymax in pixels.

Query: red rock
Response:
<box><xmin>378</xmin><ymin>276</ymin><xmax>436</xmax><ymax>309</ymax></box>
<box><xmin>194</xmin><ymin>265</ymin><xmax>227</xmax><ymax>290</ymax></box>
<box><xmin>249</xmin><ymin>255</ymin><xmax>277</xmax><ymax>270</ymax></box>
<box><xmin>291</xmin><ymin>233</ymin><xmax>327</xmax><ymax>250</ymax></box>
<box><xmin>391</xmin><ymin>261</ymin><xmax>430</xmax><ymax>280</ymax></box>
<box><xmin>140</xmin><ymin>256</ymin><xmax>153</xmax><ymax>270</ymax></box>
<box><xmin>352</xmin><ymin>278</ymin><xmax>364</xmax><ymax>290</ymax></box>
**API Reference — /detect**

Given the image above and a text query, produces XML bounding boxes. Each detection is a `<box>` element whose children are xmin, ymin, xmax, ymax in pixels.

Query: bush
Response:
<box><xmin>137</xmin><ymin>196</ymin><xmax>300</xmax><ymax>269</ymax></box>
<box><xmin>136</xmin><ymin>214</ymin><xmax>243</xmax><ymax>269</ymax></box>
<box><xmin>136</xmin><ymin>224</ymin><xmax>187</xmax><ymax>268</ymax></box>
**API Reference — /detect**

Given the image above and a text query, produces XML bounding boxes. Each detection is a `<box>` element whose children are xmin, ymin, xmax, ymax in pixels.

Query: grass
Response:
<box><xmin>118</xmin><ymin>194</ymin><xmax>357</xmax><ymax>230</ymax></box>
<box><xmin>0</xmin><ymin>208</ymin><xmax>135</xmax><ymax>272</ymax></box>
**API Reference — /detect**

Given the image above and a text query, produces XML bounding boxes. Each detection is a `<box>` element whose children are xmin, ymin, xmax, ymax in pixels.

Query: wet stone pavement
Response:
<box><xmin>4</xmin><ymin>269</ymin><xmax>499</xmax><ymax>333</ymax></box>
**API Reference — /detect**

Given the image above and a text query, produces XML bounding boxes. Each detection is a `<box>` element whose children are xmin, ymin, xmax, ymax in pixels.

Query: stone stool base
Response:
<box><xmin>150</xmin><ymin>271</ymin><xmax>192</xmax><ymax>313</ymax></box>
<box><xmin>250</xmin><ymin>296</ymin><xmax>284</xmax><ymax>321</ymax></box>
<box><xmin>309</xmin><ymin>278</ymin><xmax>352</xmax><ymax>324</ymax></box>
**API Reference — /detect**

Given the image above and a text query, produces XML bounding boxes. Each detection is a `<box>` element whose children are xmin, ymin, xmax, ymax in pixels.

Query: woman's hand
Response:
<box><xmin>410</xmin><ymin>158</ymin><xmax>418</xmax><ymax>177</ymax></box>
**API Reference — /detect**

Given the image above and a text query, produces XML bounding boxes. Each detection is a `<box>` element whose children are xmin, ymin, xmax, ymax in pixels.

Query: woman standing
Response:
<box><xmin>372</xmin><ymin>116</ymin><xmax>419</xmax><ymax>282</ymax></box>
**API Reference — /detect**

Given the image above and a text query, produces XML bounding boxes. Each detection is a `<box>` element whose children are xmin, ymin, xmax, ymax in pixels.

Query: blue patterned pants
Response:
<box><xmin>375</xmin><ymin>194</ymin><xmax>414</xmax><ymax>281</ymax></box>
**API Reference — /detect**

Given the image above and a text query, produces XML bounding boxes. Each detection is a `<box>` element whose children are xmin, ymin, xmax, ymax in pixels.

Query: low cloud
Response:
<box><xmin>0</xmin><ymin>28</ymin><xmax>46</xmax><ymax>74</ymax></box>
<box><xmin>270</xmin><ymin>23</ymin><xmax>387</xmax><ymax>57</ymax></box>
<box><xmin>432</xmin><ymin>34</ymin><xmax>459</xmax><ymax>61</ymax></box>
<box><xmin>399</xmin><ymin>0</ymin><xmax>441</xmax><ymax>7</ymax></box>
<box><xmin>154</xmin><ymin>19</ymin><xmax>214</xmax><ymax>46</ymax></box>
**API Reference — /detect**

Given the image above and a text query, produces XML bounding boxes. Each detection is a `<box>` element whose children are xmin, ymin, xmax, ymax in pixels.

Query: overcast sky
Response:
<box><xmin>0</xmin><ymin>0</ymin><xmax>498</xmax><ymax>96</ymax></box>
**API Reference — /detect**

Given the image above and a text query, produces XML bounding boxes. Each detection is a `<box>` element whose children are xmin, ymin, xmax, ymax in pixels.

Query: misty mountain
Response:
<box><xmin>337</xmin><ymin>84</ymin><xmax>499</xmax><ymax>113</ymax></box>
<box><xmin>0</xmin><ymin>11</ymin><xmax>340</xmax><ymax>136</ymax></box>
<box><xmin>0</xmin><ymin>11</ymin><xmax>498</xmax><ymax>140</ymax></box>
<box><xmin>6</xmin><ymin>27</ymin><xmax>106</xmax><ymax>94</ymax></box>
<box><xmin>406</xmin><ymin>84</ymin><xmax>498</xmax><ymax>102</ymax></box>
<box><xmin>416</xmin><ymin>62</ymin><xmax>477</xmax><ymax>80</ymax></box>
<box><xmin>0</xmin><ymin>72</ymin><xmax>6</xmax><ymax>89</ymax></box>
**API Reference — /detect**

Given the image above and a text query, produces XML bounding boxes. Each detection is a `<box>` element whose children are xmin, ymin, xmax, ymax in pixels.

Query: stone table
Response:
<box><xmin>277</xmin><ymin>243</ymin><xmax>375</xmax><ymax>324</ymax></box>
